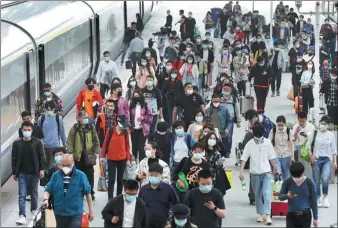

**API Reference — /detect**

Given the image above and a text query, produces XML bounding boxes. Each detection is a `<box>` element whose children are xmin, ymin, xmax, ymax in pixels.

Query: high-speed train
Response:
<box><xmin>1</xmin><ymin>1</ymin><xmax>157</xmax><ymax>185</ymax></box>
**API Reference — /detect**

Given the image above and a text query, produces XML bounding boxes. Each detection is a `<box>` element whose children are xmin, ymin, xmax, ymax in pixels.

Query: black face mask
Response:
<box><xmin>134</xmin><ymin>97</ymin><xmax>141</xmax><ymax>103</ymax></box>
<box><xmin>87</xmin><ymin>85</ymin><xmax>94</xmax><ymax>90</ymax></box>
<box><xmin>118</xmin><ymin>91</ymin><xmax>123</xmax><ymax>96</ymax></box>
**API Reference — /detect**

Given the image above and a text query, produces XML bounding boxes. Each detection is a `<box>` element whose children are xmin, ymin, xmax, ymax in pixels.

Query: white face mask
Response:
<box><xmin>307</xmin><ymin>64</ymin><xmax>313</xmax><ymax>69</ymax></box>
<box><xmin>186</xmin><ymin>47</ymin><xmax>191</xmax><ymax>52</ymax></box>
<box><xmin>62</xmin><ymin>167</ymin><xmax>72</xmax><ymax>175</ymax></box>
<box><xmin>145</xmin><ymin>150</ymin><xmax>153</xmax><ymax>158</ymax></box>
<box><xmin>187</xmin><ymin>59</ymin><xmax>193</xmax><ymax>64</ymax></box>
<box><xmin>186</xmin><ymin>89</ymin><xmax>193</xmax><ymax>95</ymax></box>
<box><xmin>330</xmin><ymin>74</ymin><xmax>337</xmax><ymax>80</ymax></box>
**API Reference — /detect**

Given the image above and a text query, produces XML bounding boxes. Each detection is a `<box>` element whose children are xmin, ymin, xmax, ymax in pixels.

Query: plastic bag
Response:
<box><xmin>82</xmin><ymin>213</ymin><xmax>89</xmax><ymax>228</ymax></box>
<box><xmin>287</xmin><ymin>88</ymin><xmax>294</xmax><ymax>101</ymax></box>
<box><xmin>97</xmin><ymin>165</ymin><xmax>108</xmax><ymax>192</ymax></box>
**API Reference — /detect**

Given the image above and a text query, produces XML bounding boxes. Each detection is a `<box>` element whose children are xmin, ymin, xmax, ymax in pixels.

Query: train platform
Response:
<box><xmin>1</xmin><ymin>1</ymin><xmax>337</xmax><ymax>227</ymax></box>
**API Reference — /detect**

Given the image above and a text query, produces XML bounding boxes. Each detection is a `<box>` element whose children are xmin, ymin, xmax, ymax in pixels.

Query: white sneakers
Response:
<box><xmin>256</xmin><ymin>215</ymin><xmax>273</xmax><ymax>225</ymax></box>
<box><xmin>16</xmin><ymin>215</ymin><xmax>26</xmax><ymax>225</ymax></box>
<box><xmin>322</xmin><ymin>196</ymin><xmax>330</xmax><ymax>208</ymax></box>
<box><xmin>31</xmin><ymin>210</ymin><xmax>38</xmax><ymax>219</ymax></box>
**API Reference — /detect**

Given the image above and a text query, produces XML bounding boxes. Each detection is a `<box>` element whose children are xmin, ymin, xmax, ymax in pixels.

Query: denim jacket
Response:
<box><xmin>205</xmin><ymin>106</ymin><xmax>233</xmax><ymax>137</ymax></box>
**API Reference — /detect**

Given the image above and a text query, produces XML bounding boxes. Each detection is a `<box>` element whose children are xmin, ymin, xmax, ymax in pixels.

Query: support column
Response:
<box><xmin>315</xmin><ymin>2</ymin><xmax>320</xmax><ymax>75</ymax></box>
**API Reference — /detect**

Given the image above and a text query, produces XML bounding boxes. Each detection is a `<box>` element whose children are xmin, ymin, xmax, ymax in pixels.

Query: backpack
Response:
<box><xmin>284</xmin><ymin>177</ymin><xmax>313</xmax><ymax>204</ymax></box>
<box><xmin>271</xmin><ymin>126</ymin><xmax>290</xmax><ymax>146</ymax></box>
<box><xmin>40</xmin><ymin>114</ymin><xmax>60</xmax><ymax>136</ymax></box>
<box><xmin>262</xmin><ymin>115</ymin><xmax>275</xmax><ymax>138</ymax></box>
<box><xmin>185</xmin><ymin>134</ymin><xmax>192</xmax><ymax>151</ymax></box>
<box><xmin>104</xmin><ymin>127</ymin><xmax>129</xmax><ymax>155</ymax></box>
<box><xmin>300</xmin><ymin>130</ymin><xmax>318</xmax><ymax>162</ymax></box>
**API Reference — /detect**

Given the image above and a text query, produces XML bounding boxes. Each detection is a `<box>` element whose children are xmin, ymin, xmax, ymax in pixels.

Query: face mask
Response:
<box><xmin>188</xmin><ymin>14</ymin><xmax>192</xmax><ymax>18</ymax></box>
<box><xmin>129</xmin><ymin>81</ymin><xmax>136</xmax><ymax>87</ymax></box>
<box><xmin>199</xmin><ymin>184</ymin><xmax>212</xmax><ymax>193</ymax></box>
<box><xmin>146</xmin><ymin>81</ymin><xmax>154</xmax><ymax>87</ymax></box>
<box><xmin>175</xmin><ymin>127</ymin><xmax>185</xmax><ymax>136</ymax></box>
<box><xmin>213</xmin><ymin>102</ymin><xmax>220</xmax><ymax>108</ymax></box>
<box><xmin>87</xmin><ymin>85</ymin><xmax>94</xmax><ymax>90</ymax></box>
<box><xmin>118</xmin><ymin>91</ymin><xmax>123</xmax><ymax>96</ymax></box>
<box><xmin>23</xmin><ymin>131</ymin><xmax>32</xmax><ymax>138</ymax></box>
<box><xmin>104</xmin><ymin>56</ymin><xmax>110</xmax><ymax>61</ymax></box>
<box><xmin>292</xmin><ymin>177</ymin><xmax>303</xmax><ymax>183</ymax></box>
<box><xmin>166</xmin><ymin>66</ymin><xmax>172</xmax><ymax>71</ymax></box>
<box><xmin>205</xmin><ymin>36</ymin><xmax>210</xmax><ymax>40</ymax></box>
<box><xmin>133</xmin><ymin>97</ymin><xmax>141</xmax><ymax>103</ymax></box>
<box><xmin>331</xmin><ymin>75</ymin><xmax>337</xmax><ymax>80</ymax></box>
<box><xmin>274</xmin><ymin>48</ymin><xmax>279</xmax><ymax>51</ymax></box>
<box><xmin>187</xmin><ymin>59</ymin><xmax>193</xmax><ymax>64</ymax></box>
<box><xmin>202</xmin><ymin>45</ymin><xmax>208</xmax><ymax>49</ymax></box>
<box><xmin>258</xmin><ymin>62</ymin><xmax>265</xmax><ymax>67</ymax></box>
<box><xmin>157</xmin><ymin>131</ymin><xmax>167</xmax><ymax>135</ymax></box>
<box><xmin>125</xmin><ymin>194</ymin><xmax>137</xmax><ymax>202</ymax></box>
<box><xmin>257</xmin><ymin>39</ymin><xmax>261</xmax><ymax>42</ymax></box>
<box><xmin>295</xmin><ymin>44</ymin><xmax>300</xmax><ymax>48</ymax></box>
<box><xmin>54</xmin><ymin>155</ymin><xmax>62</xmax><ymax>164</ymax></box>
<box><xmin>186</xmin><ymin>89</ymin><xmax>193</xmax><ymax>95</ymax></box>
<box><xmin>149</xmin><ymin>176</ymin><xmax>161</xmax><ymax>185</ymax></box>
<box><xmin>82</xmin><ymin>118</ymin><xmax>89</xmax><ymax>125</ymax></box>
<box><xmin>277</xmin><ymin>126</ymin><xmax>284</xmax><ymax>131</ymax></box>
<box><xmin>146</xmin><ymin>53</ymin><xmax>151</xmax><ymax>58</ymax></box>
<box><xmin>196</xmin><ymin>38</ymin><xmax>201</xmax><ymax>43</ymax></box>
<box><xmin>163</xmin><ymin>58</ymin><xmax>169</xmax><ymax>63</ymax></box>
<box><xmin>141</xmin><ymin>61</ymin><xmax>147</xmax><ymax>66</ymax></box>
<box><xmin>307</xmin><ymin>21</ymin><xmax>311</xmax><ymax>24</ymax></box>
<box><xmin>171</xmin><ymin>74</ymin><xmax>177</xmax><ymax>79</ymax></box>
<box><xmin>193</xmin><ymin>153</ymin><xmax>202</xmax><ymax>160</ymax></box>
<box><xmin>175</xmin><ymin>219</ymin><xmax>187</xmax><ymax>227</ymax></box>
<box><xmin>195</xmin><ymin>116</ymin><xmax>203</xmax><ymax>123</ymax></box>
<box><xmin>307</xmin><ymin>64</ymin><xmax>313</xmax><ymax>69</ymax></box>
<box><xmin>186</xmin><ymin>47</ymin><xmax>191</xmax><ymax>52</ymax></box>
<box><xmin>236</xmin><ymin>51</ymin><xmax>241</xmax><ymax>56</ymax></box>
<box><xmin>44</xmin><ymin>91</ymin><xmax>51</xmax><ymax>96</ymax></box>
<box><xmin>145</xmin><ymin>149</ymin><xmax>153</xmax><ymax>158</ymax></box>
<box><xmin>208</xmin><ymin>44</ymin><xmax>213</xmax><ymax>49</ymax></box>
<box><xmin>223</xmin><ymin>50</ymin><xmax>229</xmax><ymax>54</ymax></box>
<box><xmin>223</xmin><ymin>92</ymin><xmax>231</xmax><ymax>97</ymax></box>
<box><xmin>62</xmin><ymin>167</ymin><xmax>72</xmax><ymax>175</ymax></box>
<box><xmin>208</xmin><ymin>139</ymin><xmax>217</xmax><ymax>146</ymax></box>
<box><xmin>319</xmin><ymin>124</ymin><xmax>328</xmax><ymax>132</ymax></box>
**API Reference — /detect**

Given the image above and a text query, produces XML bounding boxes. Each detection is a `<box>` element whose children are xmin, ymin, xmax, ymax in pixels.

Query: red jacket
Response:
<box><xmin>235</xmin><ymin>31</ymin><xmax>245</xmax><ymax>42</ymax></box>
<box><xmin>101</xmin><ymin>128</ymin><xmax>131</xmax><ymax>161</ymax></box>
<box><xmin>173</xmin><ymin>59</ymin><xmax>184</xmax><ymax>80</ymax></box>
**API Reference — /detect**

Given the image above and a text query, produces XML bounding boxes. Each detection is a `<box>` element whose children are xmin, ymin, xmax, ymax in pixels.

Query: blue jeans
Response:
<box><xmin>294</xmin><ymin>145</ymin><xmax>300</xmax><ymax>156</ymax></box>
<box><xmin>250</xmin><ymin>173</ymin><xmax>272</xmax><ymax>215</ymax></box>
<box><xmin>312</xmin><ymin>156</ymin><xmax>331</xmax><ymax>197</ymax></box>
<box><xmin>55</xmin><ymin>214</ymin><xmax>82</xmax><ymax>228</ymax></box>
<box><xmin>275</xmin><ymin>157</ymin><xmax>292</xmax><ymax>180</ymax></box>
<box><xmin>18</xmin><ymin>173</ymin><xmax>39</xmax><ymax>216</ymax></box>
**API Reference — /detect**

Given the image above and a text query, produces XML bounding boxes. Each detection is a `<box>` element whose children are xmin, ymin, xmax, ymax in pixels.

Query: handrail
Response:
<box><xmin>1</xmin><ymin>0</ymin><xmax>27</xmax><ymax>9</ymax></box>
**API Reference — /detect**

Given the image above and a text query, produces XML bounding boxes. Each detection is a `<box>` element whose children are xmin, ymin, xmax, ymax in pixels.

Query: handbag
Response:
<box><xmin>97</xmin><ymin>165</ymin><xmax>108</xmax><ymax>192</ymax></box>
<box><xmin>81</xmin><ymin>213</ymin><xmax>89</xmax><ymax>228</ymax></box>
<box><xmin>225</xmin><ymin>169</ymin><xmax>234</xmax><ymax>188</ymax></box>
<box><xmin>125</xmin><ymin>60</ymin><xmax>132</xmax><ymax>70</ymax></box>
<box><xmin>175</xmin><ymin>172</ymin><xmax>189</xmax><ymax>192</ymax></box>
<box><xmin>214</xmin><ymin>167</ymin><xmax>231</xmax><ymax>195</ymax></box>
<box><xmin>287</xmin><ymin>87</ymin><xmax>294</xmax><ymax>101</ymax></box>
<box><xmin>84</xmin><ymin>150</ymin><xmax>97</xmax><ymax>166</ymax></box>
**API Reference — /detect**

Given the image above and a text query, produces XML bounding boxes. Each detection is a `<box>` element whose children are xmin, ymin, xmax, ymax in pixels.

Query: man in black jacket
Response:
<box><xmin>121</xmin><ymin>22</ymin><xmax>136</xmax><ymax>66</ymax></box>
<box><xmin>12</xmin><ymin>121</ymin><xmax>46</xmax><ymax>225</ymax></box>
<box><xmin>102</xmin><ymin>179</ymin><xmax>148</xmax><ymax>228</ymax></box>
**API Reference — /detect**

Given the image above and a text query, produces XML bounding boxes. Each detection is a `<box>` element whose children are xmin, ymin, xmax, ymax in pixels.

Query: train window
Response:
<box><xmin>43</xmin><ymin>21</ymin><xmax>92</xmax><ymax>105</ymax></box>
<box><xmin>98</xmin><ymin>1</ymin><xmax>124</xmax><ymax>60</ymax></box>
<box><xmin>1</xmin><ymin>56</ymin><xmax>28</xmax><ymax>144</ymax></box>
<box><xmin>126</xmin><ymin>1</ymin><xmax>140</xmax><ymax>30</ymax></box>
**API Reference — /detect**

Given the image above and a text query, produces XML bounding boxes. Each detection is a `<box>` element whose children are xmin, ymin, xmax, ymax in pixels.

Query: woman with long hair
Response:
<box><xmin>125</xmin><ymin>76</ymin><xmax>140</xmax><ymax>101</ymax></box>
<box><xmin>203</xmin><ymin>132</ymin><xmax>224</xmax><ymax>181</ymax></box>
<box><xmin>136</xmin><ymin>141</ymin><xmax>171</xmax><ymax>186</ymax></box>
<box><xmin>136</xmin><ymin>57</ymin><xmax>156</xmax><ymax>89</ymax></box>
<box><xmin>173</xmin><ymin>52</ymin><xmax>186</xmax><ymax>80</ymax></box>
<box><xmin>299</xmin><ymin>60</ymin><xmax>315</xmax><ymax>114</ymax></box>
<box><xmin>180</xmin><ymin>54</ymin><xmax>199</xmax><ymax>86</ymax></box>
<box><xmin>187</xmin><ymin>109</ymin><xmax>205</xmax><ymax>142</ymax></box>
<box><xmin>129</xmin><ymin>90</ymin><xmax>153</xmax><ymax>161</ymax></box>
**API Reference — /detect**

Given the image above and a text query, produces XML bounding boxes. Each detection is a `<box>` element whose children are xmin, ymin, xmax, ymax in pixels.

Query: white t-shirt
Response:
<box><xmin>307</xmin><ymin>131</ymin><xmax>337</xmax><ymax>159</ymax></box>
<box><xmin>122</xmin><ymin>197</ymin><xmax>136</xmax><ymax>228</ymax></box>
<box><xmin>241</xmin><ymin>138</ymin><xmax>276</xmax><ymax>175</ymax></box>
<box><xmin>173</xmin><ymin>136</ymin><xmax>189</xmax><ymax>163</ymax></box>
<box><xmin>134</xmin><ymin>105</ymin><xmax>142</xmax><ymax>129</ymax></box>
<box><xmin>292</xmin><ymin>122</ymin><xmax>315</xmax><ymax>146</ymax></box>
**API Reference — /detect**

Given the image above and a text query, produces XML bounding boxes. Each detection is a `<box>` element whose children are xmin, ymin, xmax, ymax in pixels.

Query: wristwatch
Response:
<box><xmin>213</xmin><ymin>206</ymin><xmax>217</xmax><ymax>211</ymax></box>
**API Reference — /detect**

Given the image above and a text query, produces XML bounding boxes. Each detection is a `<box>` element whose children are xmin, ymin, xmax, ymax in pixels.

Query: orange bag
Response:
<box><xmin>294</xmin><ymin>96</ymin><xmax>303</xmax><ymax>114</ymax></box>
<box><xmin>81</xmin><ymin>212</ymin><xmax>89</xmax><ymax>228</ymax></box>
<box><xmin>287</xmin><ymin>88</ymin><xmax>294</xmax><ymax>101</ymax></box>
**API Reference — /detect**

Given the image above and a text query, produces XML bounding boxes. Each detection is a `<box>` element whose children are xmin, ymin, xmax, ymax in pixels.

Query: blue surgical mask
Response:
<box><xmin>54</xmin><ymin>155</ymin><xmax>62</xmax><ymax>164</ymax></box>
<box><xmin>208</xmin><ymin>139</ymin><xmax>217</xmax><ymax>146</ymax></box>
<box><xmin>171</xmin><ymin>74</ymin><xmax>177</xmax><ymax>79</ymax></box>
<box><xmin>129</xmin><ymin>81</ymin><xmax>136</xmax><ymax>87</ymax></box>
<box><xmin>258</xmin><ymin>62</ymin><xmax>265</xmax><ymax>66</ymax></box>
<box><xmin>104</xmin><ymin>56</ymin><xmax>110</xmax><ymax>61</ymax></box>
<box><xmin>82</xmin><ymin>118</ymin><xmax>89</xmax><ymax>125</ymax></box>
<box><xmin>193</xmin><ymin>153</ymin><xmax>202</xmax><ymax>160</ymax></box>
<box><xmin>22</xmin><ymin>131</ymin><xmax>32</xmax><ymax>138</ymax></box>
<box><xmin>166</xmin><ymin>66</ymin><xmax>172</xmax><ymax>71</ymax></box>
<box><xmin>125</xmin><ymin>194</ymin><xmax>137</xmax><ymax>202</ymax></box>
<box><xmin>44</xmin><ymin>91</ymin><xmax>50</xmax><ymax>96</ymax></box>
<box><xmin>146</xmin><ymin>81</ymin><xmax>154</xmax><ymax>87</ymax></box>
<box><xmin>175</xmin><ymin>129</ymin><xmax>184</xmax><ymax>137</ymax></box>
<box><xmin>319</xmin><ymin>124</ymin><xmax>328</xmax><ymax>132</ymax></box>
<box><xmin>195</xmin><ymin>116</ymin><xmax>203</xmax><ymax>123</ymax></box>
<box><xmin>149</xmin><ymin>176</ymin><xmax>161</xmax><ymax>185</ymax></box>
<box><xmin>46</xmin><ymin>111</ymin><xmax>54</xmax><ymax>116</ymax></box>
<box><xmin>199</xmin><ymin>185</ymin><xmax>212</xmax><ymax>193</ymax></box>
<box><xmin>205</xmin><ymin>36</ymin><xmax>210</xmax><ymax>40</ymax></box>
<box><xmin>223</xmin><ymin>91</ymin><xmax>231</xmax><ymax>96</ymax></box>
<box><xmin>174</xmin><ymin>219</ymin><xmax>187</xmax><ymax>227</ymax></box>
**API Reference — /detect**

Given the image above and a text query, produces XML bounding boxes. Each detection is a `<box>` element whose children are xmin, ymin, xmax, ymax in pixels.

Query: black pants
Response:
<box><xmin>148</xmin><ymin>224</ymin><xmax>166</xmax><ymax>228</ymax></box>
<box><xmin>244</xmin><ymin>31</ymin><xmax>250</xmax><ymax>44</ymax></box>
<box><xmin>220</xmin><ymin>26</ymin><xmax>227</xmax><ymax>38</ymax></box>
<box><xmin>237</xmin><ymin>81</ymin><xmax>246</xmax><ymax>96</ymax></box>
<box><xmin>286</xmin><ymin>210</ymin><xmax>312</xmax><ymax>228</ymax></box>
<box><xmin>100</xmin><ymin>83</ymin><xmax>110</xmax><ymax>99</ymax></box>
<box><xmin>248</xmin><ymin>175</ymin><xmax>255</xmax><ymax>203</ymax></box>
<box><xmin>131</xmin><ymin>129</ymin><xmax>146</xmax><ymax>161</ymax></box>
<box><xmin>327</xmin><ymin>105</ymin><xmax>338</xmax><ymax>125</ymax></box>
<box><xmin>75</xmin><ymin>153</ymin><xmax>95</xmax><ymax>196</ymax></box>
<box><xmin>131</xmin><ymin>52</ymin><xmax>141</xmax><ymax>76</ymax></box>
<box><xmin>107</xmin><ymin>159</ymin><xmax>127</xmax><ymax>199</ymax></box>
<box><xmin>292</xmin><ymin>77</ymin><xmax>300</xmax><ymax>99</ymax></box>
<box><xmin>254</xmin><ymin>86</ymin><xmax>269</xmax><ymax>114</ymax></box>
<box><xmin>301</xmin><ymin>87</ymin><xmax>314</xmax><ymax>114</ymax></box>
<box><xmin>271</xmin><ymin>68</ymin><xmax>282</xmax><ymax>92</ymax></box>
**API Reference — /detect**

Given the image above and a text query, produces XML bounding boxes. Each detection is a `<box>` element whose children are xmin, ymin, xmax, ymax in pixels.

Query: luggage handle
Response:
<box><xmin>33</xmin><ymin>205</ymin><xmax>47</xmax><ymax>223</ymax></box>
<box><xmin>274</xmin><ymin>174</ymin><xmax>282</xmax><ymax>182</ymax></box>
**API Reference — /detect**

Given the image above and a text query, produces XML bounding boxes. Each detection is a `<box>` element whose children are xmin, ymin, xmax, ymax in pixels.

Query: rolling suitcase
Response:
<box><xmin>240</xmin><ymin>84</ymin><xmax>254</xmax><ymax>115</ymax></box>
<box><xmin>271</xmin><ymin>175</ymin><xmax>288</xmax><ymax>217</ymax></box>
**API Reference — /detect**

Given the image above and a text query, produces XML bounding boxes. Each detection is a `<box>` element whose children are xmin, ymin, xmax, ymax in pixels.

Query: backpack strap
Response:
<box><xmin>272</xmin><ymin>126</ymin><xmax>276</xmax><ymax>146</ymax></box>
<box><xmin>286</xmin><ymin>127</ymin><xmax>290</xmax><ymax>141</ymax></box>
<box><xmin>311</xmin><ymin>130</ymin><xmax>318</xmax><ymax>152</ymax></box>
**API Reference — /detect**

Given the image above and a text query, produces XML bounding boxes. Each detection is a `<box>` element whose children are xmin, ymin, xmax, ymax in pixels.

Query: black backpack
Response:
<box><xmin>40</xmin><ymin>114</ymin><xmax>60</xmax><ymax>136</ymax></box>
<box><xmin>271</xmin><ymin>126</ymin><xmax>290</xmax><ymax>147</ymax></box>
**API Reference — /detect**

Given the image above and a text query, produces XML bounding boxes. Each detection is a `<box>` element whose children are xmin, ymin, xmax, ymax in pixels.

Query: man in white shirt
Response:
<box><xmin>101</xmin><ymin>179</ymin><xmax>148</xmax><ymax>227</ymax></box>
<box><xmin>96</xmin><ymin>51</ymin><xmax>118</xmax><ymax>99</ymax></box>
<box><xmin>240</xmin><ymin>122</ymin><xmax>278</xmax><ymax>225</ymax></box>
